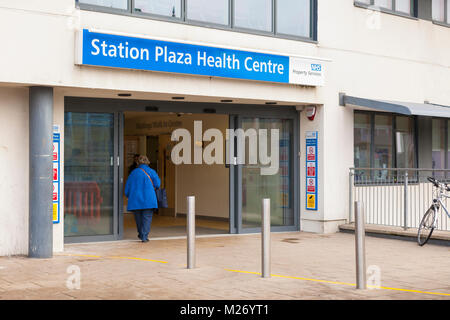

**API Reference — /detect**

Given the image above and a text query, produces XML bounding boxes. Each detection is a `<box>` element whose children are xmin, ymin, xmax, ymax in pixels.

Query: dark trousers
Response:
<box><xmin>132</xmin><ymin>209</ymin><xmax>154</xmax><ymax>241</ymax></box>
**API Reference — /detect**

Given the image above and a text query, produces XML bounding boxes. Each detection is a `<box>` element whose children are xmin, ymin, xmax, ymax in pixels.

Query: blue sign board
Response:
<box><xmin>53</xmin><ymin>132</ymin><xmax>61</xmax><ymax>223</ymax></box>
<box><xmin>77</xmin><ymin>29</ymin><xmax>325</xmax><ymax>86</ymax></box>
<box><xmin>306</xmin><ymin>131</ymin><xmax>318</xmax><ymax>211</ymax></box>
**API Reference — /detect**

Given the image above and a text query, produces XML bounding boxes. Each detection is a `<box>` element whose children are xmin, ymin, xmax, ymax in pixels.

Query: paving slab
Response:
<box><xmin>0</xmin><ymin>232</ymin><xmax>449</xmax><ymax>300</ymax></box>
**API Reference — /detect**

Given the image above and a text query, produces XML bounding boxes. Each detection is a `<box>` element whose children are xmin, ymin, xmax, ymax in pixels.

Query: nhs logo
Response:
<box><xmin>311</xmin><ymin>64</ymin><xmax>322</xmax><ymax>72</ymax></box>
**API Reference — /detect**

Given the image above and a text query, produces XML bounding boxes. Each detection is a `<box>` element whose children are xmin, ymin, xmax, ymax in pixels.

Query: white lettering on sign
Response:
<box><xmin>244</xmin><ymin>57</ymin><xmax>284</xmax><ymax>74</ymax></box>
<box><xmin>197</xmin><ymin>51</ymin><xmax>240</xmax><ymax>70</ymax></box>
<box><xmin>79</xmin><ymin>30</ymin><xmax>327</xmax><ymax>86</ymax></box>
<box><xmin>155</xmin><ymin>46</ymin><xmax>193</xmax><ymax>65</ymax></box>
<box><xmin>91</xmin><ymin>39</ymin><xmax>150</xmax><ymax>60</ymax></box>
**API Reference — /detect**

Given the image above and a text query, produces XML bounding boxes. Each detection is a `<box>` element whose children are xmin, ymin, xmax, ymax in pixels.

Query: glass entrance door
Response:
<box><xmin>234</xmin><ymin>116</ymin><xmax>297</xmax><ymax>233</ymax></box>
<box><xmin>64</xmin><ymin>112</ymin><xmax>120</xmax><ymax>242</ymax></box>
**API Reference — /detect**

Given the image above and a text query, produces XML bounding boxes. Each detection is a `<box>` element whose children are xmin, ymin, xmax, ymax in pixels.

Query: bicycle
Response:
<box><xmin>417</xmin><ymin>177</ymin><xmax>450</xmax><ymax>246</ymax></box>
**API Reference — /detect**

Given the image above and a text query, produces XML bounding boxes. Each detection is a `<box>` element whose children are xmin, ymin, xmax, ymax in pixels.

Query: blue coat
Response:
<box><xmin>125</xmin><ymin>164</ymin><xmax>161</xmax><ymax>211</ymax></box>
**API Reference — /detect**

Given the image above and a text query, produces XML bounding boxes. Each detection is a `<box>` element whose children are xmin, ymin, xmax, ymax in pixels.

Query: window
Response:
<box><xmin>233</xmin><ymin>0</ymin><xmax>273</xmax><ymax>32</ymax></box>
<box><xmin>432</xmin><ymin>118</ymin><xmax>450</xmax><ymax>178</ymax></box>
<box><xmin>395</xmin><ymin>116</ymin><xmax>416</xmax><ymax>169</ymax></box>
<box><xmin>395</xmin><ymin>0</ymin><xmax>411</xmax><ymax>14</ymax></box>
<box><xmin>276</xmin><ymin>0</ymin><xmax>311</xmax><ymax>38</ymax></box>
<box><xmin>432</xmin><ymin>0</ymin><xmax>450</xmax><ymax>24</ymax></box>
<box><xmin>374</xmin><ymin>114</ymin><xmax>393</xmax><ymax>170</ymax></box>
<box><xmin>355</xmin><ymin>0</ymin><xmax>415</xmax><ymax>16</ymax></box>
<box><xmin>374</xmin><ymin>0</ymin><xmax>393</xmax><ymax>10</ymax></box>
<box><xmin>186</xmin><ymin>0</ymin><xmax>229</xmax><ymax>25</ymax></box>
<box><xmin>354</xmin><ymin>113</ymin><xmax>372</xmax><ymax>168</ymax></box>
<box><xmin>354</xmin><ymin>111</ymin><xmax>417</xmax><ymax>182</ymax></box>
<box><xmin>77</xmin><ymin>0</ymin><xmax>128</xmax><ymax>10</ymax></box>
<box><xmin>76</xmin><ymin>0</ymin><xmax>317</xmax><ymax>41</ymax></box>
<box><xmin>134</xmin><ymin>0</ymin><xmax>181</xmax><ymax>18</ymax></box>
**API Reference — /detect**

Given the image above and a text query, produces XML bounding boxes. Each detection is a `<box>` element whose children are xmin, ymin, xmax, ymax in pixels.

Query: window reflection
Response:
<box><xmin>395</xmin><ymin>0</ymin><xmax>411</xmax><ymax>14</ymax></box>
<box><xmin>276</xmin><ymin>0</ymin><xmax>310</xmax><ymax>37</ymax></box>
<box><xmin>353</xmin><ymin>112</ymin><xmax>420</xmax><ymax>183</ymax></box>
<box><xmin>78</xmin><ymin>0</ymin><xmax>128</xmax><ymax>10</ymax></box>
<box><xmin>241</xmin><ymin>118</ymin><xmax>293</xmax><ymax>229</ymax></box>
<box><xmin>374</xmin><ymin>0</ymin><xmax>393</xmax><ymax>10</ymax></box>
<box><xmin>432</xmin><ymin>0</ymin><xmax>445</xmax><ymax>21</ymax></box>
<box><xmin>354</xmin><ymin>113</ymin><xmax>371</xmax><ymax>167</ymax></box>
<box><xmin>64</xmin><ymin>112</ymin><xmax>115</xmax><ymax>237</ymax></box>
<box><xmin>432</xmin><ymin>118</ymin><xmax>446</xmax><ymax>179</ymax></box>
<box><xmin>134</xmin><ymin>0</ymin><xmax>181</xmax><ymax>18</ymax></box>
<box><xmin>396</xmin><ymin>116</ymin><xmax>415</xmax><ymax>169</ymax></box>
<box><xmin>186</xmin><ymin>0</ymin><xmax>229</xmax><ymax>25</ymax></box>
<box><xmin>234</xmin><ymin>0</ymin><xmax>273</xmax><ymax>32</ymax></box>
<box><xmin>374</xmin><ymin>115</ymin><xmax>393</xmax><ymax>181</ymax></box>
<box><xmin>447</xmin><ymin>120</ymin><xmax>450</xmax><ymax>171</ymax></box>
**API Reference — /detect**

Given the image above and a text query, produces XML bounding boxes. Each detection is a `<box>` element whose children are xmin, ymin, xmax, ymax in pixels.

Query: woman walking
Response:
<box><xmin>125</xmin><ymin>155</ymin><xmax>161</xmax><ymax>242</ymax></box>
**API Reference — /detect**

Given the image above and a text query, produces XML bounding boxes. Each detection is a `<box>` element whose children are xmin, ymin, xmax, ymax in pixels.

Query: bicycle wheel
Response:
<box><xmin>417</xmin><ymin>206</ymin><xmax>436</xmax><ymax>246</ymax></box>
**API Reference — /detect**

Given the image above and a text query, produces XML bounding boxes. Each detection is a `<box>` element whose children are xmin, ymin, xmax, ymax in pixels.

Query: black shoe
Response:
<box><xmin>142</xmin><ymin>238</ymin><xmax>149</xmax><ymax>243</ymax></box>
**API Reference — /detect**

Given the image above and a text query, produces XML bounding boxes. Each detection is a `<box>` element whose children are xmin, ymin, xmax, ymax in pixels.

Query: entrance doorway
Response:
<box><xmin>123</xmin><ymin>112</ymin><xmax>230</xmax><ymax>239</ymax></box>
<box><xmin>63</xmin><ymin>98</ymin><xmax>299</xmax><ymax>243</ymax></box>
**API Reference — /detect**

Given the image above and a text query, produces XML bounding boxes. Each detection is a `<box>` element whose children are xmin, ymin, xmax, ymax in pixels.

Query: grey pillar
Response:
<box><xmin>29</xmin><ymin>87</ymin><xmax>53</xmax><ymax>258</ymax></box>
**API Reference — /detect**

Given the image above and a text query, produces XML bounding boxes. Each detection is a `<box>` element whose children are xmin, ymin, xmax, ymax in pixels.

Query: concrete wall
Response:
<box><xmin>0</xmin><ymin>86</ymin><xmax>65</xmax><ymax>256</ymax></box>
<box><xmin>0</xmin><ymin>87</ymin><xmax>29</xmax><ymax>256</ymax></box>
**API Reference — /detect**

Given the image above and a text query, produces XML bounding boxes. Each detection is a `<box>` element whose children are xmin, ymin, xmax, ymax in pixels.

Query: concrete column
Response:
<box><xmin>29</xmin><ymin>87</ymin><xmax>53</xmax><ymax>258</ymax></box>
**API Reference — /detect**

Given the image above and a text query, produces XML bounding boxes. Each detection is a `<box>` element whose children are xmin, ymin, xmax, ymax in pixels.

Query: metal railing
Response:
<box><xmin>349</xmin><ymin>168</ymin><xmax>450</xmax><ymax>231</ymax></box>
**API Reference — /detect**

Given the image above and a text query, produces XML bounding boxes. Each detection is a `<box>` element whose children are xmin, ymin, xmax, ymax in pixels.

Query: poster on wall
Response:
<box><xmin>306</xmin><ymin>131</ymin><xmax>318</xmax><ymax>211</ymax></box>
<box><xmin>52</xmin><ymin>129</ymin><xmax>61</xmax><ymax>224</ymax></box>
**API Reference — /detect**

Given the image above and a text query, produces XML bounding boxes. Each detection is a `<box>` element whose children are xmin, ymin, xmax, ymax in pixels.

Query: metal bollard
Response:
<box><xmin>262</xmin><ymin>198</ymin><xmax>271</xmax><ymax>278</ymax></box>
<box><xmin>187</xmin><ymin>196</ymin><xmax>196</xmax><ymax>269</ymax></box>
<box><xmin>403</xmin><ymin>171</ymin><xmax>409</xmax><ymax>230</ymax></box>
<box><xmin>354</xmin><ymin>201</ymin><xmax>366</xmax><ymax>289</ymax></box>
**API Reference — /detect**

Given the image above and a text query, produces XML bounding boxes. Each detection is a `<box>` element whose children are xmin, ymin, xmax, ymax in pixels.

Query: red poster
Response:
<box><xmin>53</xmin><ymin>143</ymin><xmax>58</xmax><ymax>161</ymax></box>
<box><xmin>307</xmin><ymin>146</ymin><xmax>316</xmax><ymax>161</ymax></box>
<box><xmin>307</xmin><ymin>178</ymin><xmax>316</xmax><ymax>192</ymax></box>
<box><xmin>307</xmin><ymin>163</ymin><xmax>316</xmax><ymax>177</ymax></box>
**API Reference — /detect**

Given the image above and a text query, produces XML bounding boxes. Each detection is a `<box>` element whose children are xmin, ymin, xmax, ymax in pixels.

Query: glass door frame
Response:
<box><xmin>231</xmin><ymin>113</ymin><xmax>300</xmax><ymax>234</ymax></box>
<box><xmin>65</xmin><ymin>97</ymin><xmax>299</xmax><ymax>240</ymax></box>
<box><xmin>64</xmin><ymin>107</ymin><xmax>124</xmax><ymax>243</ymax></box>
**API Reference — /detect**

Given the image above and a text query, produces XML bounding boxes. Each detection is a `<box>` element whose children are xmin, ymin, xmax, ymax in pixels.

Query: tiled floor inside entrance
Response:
<box><xmin>123</xmin><ymin>211</ymin><xmax>229</xmax><ymax>239</ymax></box>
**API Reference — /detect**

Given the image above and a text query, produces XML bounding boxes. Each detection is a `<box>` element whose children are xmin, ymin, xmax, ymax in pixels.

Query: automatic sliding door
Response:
<box><xmin>239</xmin><ymin>117</ymin><xmax>295</xmax><ymax>232</ymax></box>
<box><xmin>64</xmin><ymin>112</ymin><xmax>118</xmax><ymax>241</ymax></box>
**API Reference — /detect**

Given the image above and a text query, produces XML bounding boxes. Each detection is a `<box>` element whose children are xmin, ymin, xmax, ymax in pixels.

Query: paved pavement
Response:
<box><xmin>0</xmin><ymin>232</ymin><xmax>449</xmax><ymax>300</ymax></box>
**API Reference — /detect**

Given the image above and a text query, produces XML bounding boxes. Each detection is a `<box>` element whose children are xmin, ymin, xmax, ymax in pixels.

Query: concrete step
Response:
<box><xmin>339</xmin><ymin>223</ymin><xmax>450</xmax><ymax>246</ymax></box>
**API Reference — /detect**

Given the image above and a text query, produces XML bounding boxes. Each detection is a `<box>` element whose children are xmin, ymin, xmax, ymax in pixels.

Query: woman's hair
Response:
<box><xmin>137</xmin><ymin>155</ymin><xmax>150</xmax><ymax>165</ymax></box>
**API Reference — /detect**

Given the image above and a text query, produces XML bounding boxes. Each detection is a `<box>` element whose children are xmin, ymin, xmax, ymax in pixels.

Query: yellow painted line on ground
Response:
<box><xmin>57</xmin><ymin>255</ymin><xmax>450</xmax><ymax>297</ymax></box>
<box><xmin>57</xmin><ymin>253</ymin><xmax>167</xmax><ymax>264</ymax></box>
<box><xmin>371</xmin><ymin>285</ymin><xmax>450</xmax><ymax>297</ymax></box>
<box><xmin>225</xmin><ymin>269</ymin><xmax>450</xmax><ymax>297</ymax></box>
<box><xmin>58</xmin><ymin>254</ymin><xmax>102</xmax><ymax>258</ymax></box>
<box><xmin>109</xmin><ymin>256</ymin><xmax>168</xmax><ymax>264</ymax></box>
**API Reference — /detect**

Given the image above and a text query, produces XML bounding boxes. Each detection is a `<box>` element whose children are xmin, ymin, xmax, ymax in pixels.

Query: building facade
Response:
<box><xmin>0</xmin><ymin>0</ymin><xmax>449</xmax><ymax>256</ymax></box>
